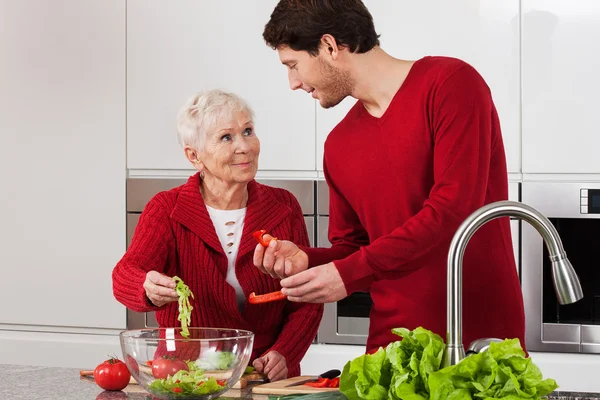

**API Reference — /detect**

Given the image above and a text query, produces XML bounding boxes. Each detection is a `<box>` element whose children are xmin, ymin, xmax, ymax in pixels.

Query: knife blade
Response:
<box><xmin>286</xmin><ymin>369</ymin><xmax>341</xmax><ymax>387</ymax></box>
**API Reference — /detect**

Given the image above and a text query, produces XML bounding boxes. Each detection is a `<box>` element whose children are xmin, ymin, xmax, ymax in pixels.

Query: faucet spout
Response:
<box><xmin>442</xmin><ymin>200</ymin><xmax>584</xmax><ymax>368</ymax></box>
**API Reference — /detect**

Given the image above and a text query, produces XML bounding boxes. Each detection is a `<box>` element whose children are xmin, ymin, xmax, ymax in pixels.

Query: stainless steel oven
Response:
<box><xmin>522</xmin><ymin>181</ymin><xmax>600</xmax><ymax>354</ymax></box>
<box><xmin>316</xmin><ymin>181</ymin><xmax>371</xmax><ymax>345</ymax></box>
<box><xmin>125</xmin><ymin>178</ymin><xmax>316</xmax><ymax>330</ymax></box>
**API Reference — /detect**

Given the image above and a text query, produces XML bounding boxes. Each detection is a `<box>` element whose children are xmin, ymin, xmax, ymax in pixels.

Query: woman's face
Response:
<box><xmin>193</xmin><ymin>109</ymin><xmax>260</xmax><ymax>184</ymax></box>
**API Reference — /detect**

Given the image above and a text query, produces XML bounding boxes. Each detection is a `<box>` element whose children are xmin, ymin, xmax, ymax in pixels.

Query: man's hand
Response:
<box><xmin>252</xmin><ymin>350</ymin><xmax>288</xmax><ymax>382</ymax></box>
<box><xmin>280</xmin><ymin>262</ymin><xmax>348</xmax><ymax>303</ymax></box>
<box><xmin>253</xmin><ymin>235</ymin><xmax>309</xmax><ymax>279</ymax></box>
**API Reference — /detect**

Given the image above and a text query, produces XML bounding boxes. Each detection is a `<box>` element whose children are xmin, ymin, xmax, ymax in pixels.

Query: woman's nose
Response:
<box><xmin>235</xmin><ymin>136</ymin><xmax>251</xmax><ymax>153</ymax></box>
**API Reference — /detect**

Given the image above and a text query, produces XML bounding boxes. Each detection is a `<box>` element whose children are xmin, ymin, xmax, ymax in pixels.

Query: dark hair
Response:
<box><xmin>263</xmin><ymin>0</ymin><xmax>380</xmax><ymax>56</ymax></box>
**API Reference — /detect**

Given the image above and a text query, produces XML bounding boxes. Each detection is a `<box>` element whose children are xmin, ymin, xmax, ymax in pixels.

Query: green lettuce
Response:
<box><xmin>148</xmin><ymin>368</ymin><xmax>224</xmax><ymax>396</ymax></box>
<box><xmin>340</xmin><ymin>327</ymin><xmax>444</xmax><ymax>400</ymax></box>
<box><xmin>428</xmin><ymin>339</ymin><xmax>558</xmax><ymax>400</ymax></box>
<box><xmin>339</xmin><ymin>328</ymin><xmax>558</xmax><ymax>400</ymax></box>
<box><xmin>386</xmin><ymin>327</ymin><xmax>446</xmax><ymax>400</ymax></box>
<box><xmin>195</xmin><ymin>351</ymin><xmax>237</xmax><ymax>370</ymax></box>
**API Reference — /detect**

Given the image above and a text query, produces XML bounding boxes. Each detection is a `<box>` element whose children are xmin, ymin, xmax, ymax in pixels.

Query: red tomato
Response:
<box><xmin>93</xmin><ymin>358</ymin><xmax>131</xmax><ymax>391</ymax></box>
<box><xmin>151</xmin><ymin>356</ymin><xmax>189</xmax><ymax>379</ymax></box>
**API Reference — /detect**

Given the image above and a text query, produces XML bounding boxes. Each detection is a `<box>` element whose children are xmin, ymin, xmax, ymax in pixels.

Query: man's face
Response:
<box><xmin>277</xmin><ymin>45</ymin><xmax>354</xmax><ymax>109</ymax></box>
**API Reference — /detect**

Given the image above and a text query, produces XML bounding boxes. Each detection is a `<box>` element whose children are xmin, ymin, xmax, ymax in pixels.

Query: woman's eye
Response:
<box><xmin>220</xmin><ymin>134</ymin><xmax>232</xmax><ymax>142</ymax></box>
<box><xmin>243</xmin><ymin>128</ymin><xmax>253</xmax><ymax>136</ymax></box>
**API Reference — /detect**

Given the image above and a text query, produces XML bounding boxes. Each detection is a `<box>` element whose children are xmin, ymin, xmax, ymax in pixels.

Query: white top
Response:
<box><xmin>206</xmin><ymin>205</ymin><xmax>247</xmax><ymax>312</ymax></box>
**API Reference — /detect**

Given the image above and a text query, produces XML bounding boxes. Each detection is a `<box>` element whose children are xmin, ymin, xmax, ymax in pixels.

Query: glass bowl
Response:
<box><xmin>119</xmin><ymin>328</ymin><xmax>254</xmax><ymax>400</ymax></box>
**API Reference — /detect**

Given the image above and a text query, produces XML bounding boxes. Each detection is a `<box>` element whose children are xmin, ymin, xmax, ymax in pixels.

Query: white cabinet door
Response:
<box><xmin>127</xmin><ymin>0</ymin><xmax>316</xmax><ymax>171</ymax></box>
<box><xmin>522</xmin><ymin>1</ymin><xmax>600</xmax><ymax>173</ymax></box>
<box><xmin>0</xmin><ymin>0</ymin><xmax>126</xmax><ymax>329</ymax></box>
<box><xmin>317</xmin><ymin>0</ymin><xmax>520</xmax><ymax>173</ymax></box>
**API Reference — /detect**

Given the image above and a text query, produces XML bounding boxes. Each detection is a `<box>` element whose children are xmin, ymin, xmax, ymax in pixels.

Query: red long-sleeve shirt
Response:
<box><xmin>112</xmin><ymin>174</ymin><xmax>323</xmax><ymax>376</ymax></box>
<box><xmin>305</xmin><ymin>56</ymin><xmax>525</xmax><ymax>352</ymax></box>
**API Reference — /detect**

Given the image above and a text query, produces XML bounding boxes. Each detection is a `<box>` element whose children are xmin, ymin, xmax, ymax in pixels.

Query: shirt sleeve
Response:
<box><xmin>112</xmin><ymin>194</ymin><xmax>176</xmax><ymax>312</ymax></box>
<box><xmin>266</xmin><ymin>193</ymin><xmax>324</xmax><ymax>370</ymax></box>
<box><xmin>334</xmin><ymin>64</ymin><xmax>501</xmax><ymax>294</ymax></box>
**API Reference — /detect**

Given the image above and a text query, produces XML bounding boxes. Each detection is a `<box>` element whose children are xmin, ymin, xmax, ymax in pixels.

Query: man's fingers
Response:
<box><xmin>284</xmin><ymin>279</ymin><xmax>327</xmax><ymax>303</ymax></box>
<box><xmin>273</xmin><ymin>256</ymin><xmax>286</xmax><ymax>279</ymax></box>
<box><xmin>253</xmin><ymin>243</ymin><xmax>267</xmax><ymax>272</ymax></box>
<box><xmin>280</xmin><ymin>269</ymin><xmax>313</xmax><ymax>289</ymax></box>
<box><xmin>262</xmin><ymin>242</ymin><xmax>277</xmax><ymax>273</ymax></box>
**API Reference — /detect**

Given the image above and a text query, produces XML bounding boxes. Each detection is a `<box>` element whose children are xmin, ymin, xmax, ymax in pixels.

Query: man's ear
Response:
<box><xmin>320</xmin><ymin>34</ymin><xmax>341</xmax><ymax>60</ymax></box>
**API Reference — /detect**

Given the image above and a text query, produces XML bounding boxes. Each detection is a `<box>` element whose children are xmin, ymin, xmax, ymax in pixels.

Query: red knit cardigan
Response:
<box><xmin>112</xmin><ymin>173</ymin><xmax>323</xmax><ymax>376</ymax></box>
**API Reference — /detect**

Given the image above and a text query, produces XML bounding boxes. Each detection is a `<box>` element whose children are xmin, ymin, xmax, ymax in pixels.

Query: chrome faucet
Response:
<box><xmin>442</xmin><ymin>200</ymin><xmax>584</xmax><ymax>368</ymax></box>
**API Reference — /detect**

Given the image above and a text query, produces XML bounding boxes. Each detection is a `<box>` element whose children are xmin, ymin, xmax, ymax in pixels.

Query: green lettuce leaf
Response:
<box><xmin>428</xmin><ymin>339</ymin><xmax>558</xmax><ymax>400</ymax></box>
<box><xmin>340</xmin><ymin>347</ymin><xmax>391</xmax><ymax>400</ymax></box>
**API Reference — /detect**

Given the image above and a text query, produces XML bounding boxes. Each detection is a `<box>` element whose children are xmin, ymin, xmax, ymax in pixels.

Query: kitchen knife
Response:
<box><xmin>286</xmin><ymin>369</ymin><xmax>341</xmax><ymax>387</ymax></box>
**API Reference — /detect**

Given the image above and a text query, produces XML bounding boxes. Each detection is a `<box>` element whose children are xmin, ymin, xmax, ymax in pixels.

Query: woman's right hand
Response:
<box><xmin>253</xmin><ymin>235</ymin><xmax>309</xmax><ymax>279</ymax></box>
<box><xmin>143</xmin><ymin>271</ymin><xmax>179</xmax><ymax>307</ymax></box>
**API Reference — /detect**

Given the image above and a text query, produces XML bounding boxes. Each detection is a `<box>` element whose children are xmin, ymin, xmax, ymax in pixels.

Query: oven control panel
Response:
<box><xmin>580</xmin><ymin>189</ymin><xmax>600</xmax><ymax>214</ymax></box>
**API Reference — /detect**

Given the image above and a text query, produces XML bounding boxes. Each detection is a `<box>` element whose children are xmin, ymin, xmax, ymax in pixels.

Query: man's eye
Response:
<box><xmin>221</xmin><ymin>134</ymin><xmax>232</xmax><ymax>142</ymax></box>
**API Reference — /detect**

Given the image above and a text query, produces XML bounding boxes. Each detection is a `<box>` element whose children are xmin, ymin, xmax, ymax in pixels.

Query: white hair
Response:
<box><xmin>176</xmin><ymin>89</ymin><xmax>255</xmax><ymax>151</ymax></box>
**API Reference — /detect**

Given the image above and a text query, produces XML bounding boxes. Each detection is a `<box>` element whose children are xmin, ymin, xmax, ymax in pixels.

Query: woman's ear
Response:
<box><xmin>184</xmin><ymin>146</ymin><xmax>203</xmax><ymax>170</ymax></box>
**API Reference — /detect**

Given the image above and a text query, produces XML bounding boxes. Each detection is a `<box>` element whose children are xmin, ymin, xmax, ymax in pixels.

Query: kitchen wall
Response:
<box><xmin>1</xmin><ymin>0</ymin><xmax>599</xmax><ymax>392</ymax></box>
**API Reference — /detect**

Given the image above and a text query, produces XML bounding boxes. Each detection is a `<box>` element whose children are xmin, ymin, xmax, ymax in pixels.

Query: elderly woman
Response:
<box><xmin>112</xmin><ymin>90</ymin><xmax>323</xmax><ymax>381</ymax></box>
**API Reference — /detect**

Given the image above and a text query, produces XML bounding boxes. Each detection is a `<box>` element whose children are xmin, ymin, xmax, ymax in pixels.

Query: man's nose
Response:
<box><xmin>289</xmin><ymin>78</ymin><xmax>303</xmax><ymax>91</ymax></box>
<box><xmin>288</xmin><ymin>73</ymin><xmax>303</xmax><ymax>91</ymax></box>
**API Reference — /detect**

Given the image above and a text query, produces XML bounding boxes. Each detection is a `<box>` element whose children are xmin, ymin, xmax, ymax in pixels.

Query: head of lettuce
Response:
<box><xmin>340</xmin><ymin>327</ymin><xmax>557</xmax><ymax>400</ymax></box>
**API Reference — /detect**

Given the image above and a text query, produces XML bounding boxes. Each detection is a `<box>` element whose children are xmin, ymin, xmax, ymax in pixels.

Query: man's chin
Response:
<box><xmin>319</xmin><ymin>97</ymin><xmax>345</xmax><ymax>109</ymax></box>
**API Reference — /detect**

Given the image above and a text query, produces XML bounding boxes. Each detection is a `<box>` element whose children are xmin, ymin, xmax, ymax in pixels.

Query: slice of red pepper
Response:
<box><xmin>252</xmin><ymin>229</ymin><xmax>277</xmax><ymax>247</ymax></box>
<box><xmin>328</xmin><ymin>377</ymin><xmax>340</xmax><ymax>388</ymax></box>
<box><xmin>304</xmin><ymin>377</ymin><xmax>330</xmax><ymax>387</ymax></box>
<box><xmin>248</xmin><ymin>290</ymin><xmax>286</xmax><ymax>304</ymax></box>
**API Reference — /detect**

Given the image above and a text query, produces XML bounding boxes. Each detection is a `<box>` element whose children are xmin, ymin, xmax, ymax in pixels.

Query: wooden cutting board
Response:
<box><xmin>252</xmin><ymin>376</ymin><xmax>339</xmax><ymax>395</ymax></box>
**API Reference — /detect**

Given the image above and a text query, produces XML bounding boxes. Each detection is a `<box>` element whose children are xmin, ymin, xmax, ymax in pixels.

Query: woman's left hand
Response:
<box><xmin>252</xmin><ymin>350</ymin><xmax>288</xmax><ymax>382</ymax></box>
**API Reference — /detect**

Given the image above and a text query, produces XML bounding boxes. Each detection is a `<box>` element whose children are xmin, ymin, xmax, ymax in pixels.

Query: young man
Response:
<box><xmin>253</xmin><ymin>0</ymin><xmax>525</xmax><ymax>353</ymax></box>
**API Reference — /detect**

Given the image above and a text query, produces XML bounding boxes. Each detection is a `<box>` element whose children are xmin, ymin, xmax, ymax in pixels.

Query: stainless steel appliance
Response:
<box><xmin>316</xmin><ymin>181</ymin><xmax>371</xmax><ymax>345</ymax></box>
<box><xmin>125</xmin><ymin>178</ymin><xmax>316</xmax><ymax>329</ymax></box>
<box><xmin>522</xmin><ymin>181</ymin><xmax>600</xmax><ymax>354</ymax></box>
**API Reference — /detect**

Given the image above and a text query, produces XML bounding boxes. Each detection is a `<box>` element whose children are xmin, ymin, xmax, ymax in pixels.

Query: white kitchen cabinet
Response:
<box><xmin>127</xmin><ymin>0</ymin><xmax>315</xmax><ymax>172</ymax></box>
<box><xmin>317</xmin><ymin>0</ymin><xmax>521</xmax><ymax>174</ymax></box>
<box><xmin>0</xmin><ymin>0</ymin><xmax>126</xmax><ymax>329</ymax></box>
<box><xmin>522</xmin><ymin>1</ymin><xmax>600</xmax><ymax>173</ymax></box>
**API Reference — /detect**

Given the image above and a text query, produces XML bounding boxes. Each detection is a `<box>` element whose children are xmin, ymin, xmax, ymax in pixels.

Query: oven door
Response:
<box><xmin>522</xmin><ymin>181</ymin><xmax>600</xmax><ymax>354</ymax></box>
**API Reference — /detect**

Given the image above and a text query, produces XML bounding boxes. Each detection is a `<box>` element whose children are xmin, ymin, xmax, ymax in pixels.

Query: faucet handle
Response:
<box><xmin>466</xmin><ymin>338</ymin><xmax>504</xmax><ymax>355</ymax></box>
